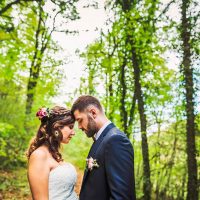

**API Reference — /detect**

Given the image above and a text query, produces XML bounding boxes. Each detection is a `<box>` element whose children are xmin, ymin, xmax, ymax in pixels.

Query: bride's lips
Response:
<box><xmin>67</xmin><ymin>136</ymin><xmax>71</xmax><ymax>141</ymax></box>
<box><xmin>68</xmin><ymin>134</ymin><xmax>74</xmax><ymax>139</ymax></box>
<box><xmin>83</xmin><ymin>129</ymin><xmax>88</xmax><ymax>133</ymax></box>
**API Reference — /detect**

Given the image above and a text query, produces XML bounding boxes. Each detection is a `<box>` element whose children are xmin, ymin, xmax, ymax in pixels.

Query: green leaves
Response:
<box><xmin>0</xmin><ymin>123</ymin><xmax>27</xmax><ymax>169</ymax></box>
<box><xmin>79</xmin><ymin>0</ymin><xmax>199</xmax><ymax>199</ymax></box>
<box><xmin>0</xmin><ymin>0</ymin><xmax>80</xmax><ymax>168</ymax></box>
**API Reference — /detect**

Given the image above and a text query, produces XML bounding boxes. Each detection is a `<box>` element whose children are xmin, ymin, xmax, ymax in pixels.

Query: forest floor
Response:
<box><xmin>0</xmin><ymin>167</ymin><xmax>83</xmax><ymax>200</ymax></box>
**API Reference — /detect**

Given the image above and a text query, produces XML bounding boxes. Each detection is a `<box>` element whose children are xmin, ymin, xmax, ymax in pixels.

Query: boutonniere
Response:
<box><xmin>86</xmin><ymin>157</ymin><xmax>99</xmax><ymax>171</ymax></box>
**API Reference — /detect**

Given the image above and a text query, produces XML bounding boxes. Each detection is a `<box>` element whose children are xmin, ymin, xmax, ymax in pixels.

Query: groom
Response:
<box><xmin>71</xmin><ymin>95</ymin><xmax>136</xmax><ymax>200</ymax></box>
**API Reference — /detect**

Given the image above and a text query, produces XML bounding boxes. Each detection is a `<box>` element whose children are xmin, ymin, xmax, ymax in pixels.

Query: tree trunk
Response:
<box><xmin>181</xmin><ymin>0</ymin><xmax>198</xmax><ymax>199</ymax></box>
<box><xmin>26</xmin><ymin>62</ymin><xmax>41</xmax><ymax>115</ymax></box>
<box><xmin>88</xmin><ymin>65</ymin><xmax>95</xmax><ymax>95</ymax></box>
<box><xmin>116</xmin><ymin>0</ymin><xmax>151</xmax><ymax>198</ymax></box>
<box><xmin>107</xmin><ymin>34</ymin><xmax>117</xmax><ymax>121</ymax></box>
<box><xmin>108</xmin><ymin>71</ymin><xmax>114</xmax><ymax>121</ymax></box>
<box><xmin>180</xmin><ymin>172</ymin><xmax>187</xmax><ymax>200</ymax></box>
<box><xmin>119</xmin><ymin>58</ymin><xmax>128</xmax><ymax>134</ymax></box>
<box><xmin>25</xmin><ymin>3</ymin><xmax>43</xmax><ymax>115</ymax></box>
<box><xmin>132</xmin><ymin>49</ymin><xmax>151</xmax><ymax>200</ymax></box>
<box><xmin>25</xmin><ymin>1</ymin><xmax>51</xmax><ymax>116</ymax></box>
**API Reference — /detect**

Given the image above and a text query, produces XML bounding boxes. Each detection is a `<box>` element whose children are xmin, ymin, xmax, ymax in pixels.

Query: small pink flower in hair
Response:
<box><xmin>36</xmin><ymin>108</ymin><xmax>49</xmax><ymax>120</ymax></box>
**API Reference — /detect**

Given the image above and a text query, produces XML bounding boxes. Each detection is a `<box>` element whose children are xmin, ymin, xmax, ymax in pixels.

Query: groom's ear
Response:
<box><xmin>88</xmin><ymin>107</ymin><xmax>97</xmax><ymax>119</ymax></box>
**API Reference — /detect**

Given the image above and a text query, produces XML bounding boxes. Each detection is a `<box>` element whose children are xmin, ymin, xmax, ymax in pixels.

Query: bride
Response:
<box><xmin>27</xmin><ymin>106</ymin><xmax>78</xmax><ymax>200</ymax></box>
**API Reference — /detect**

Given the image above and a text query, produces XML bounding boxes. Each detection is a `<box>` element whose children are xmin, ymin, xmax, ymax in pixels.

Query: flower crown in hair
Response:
<box><xmin>36</xmin><ymin>107</ymin><xmax>50</xmax><ymax>120</ymax></box>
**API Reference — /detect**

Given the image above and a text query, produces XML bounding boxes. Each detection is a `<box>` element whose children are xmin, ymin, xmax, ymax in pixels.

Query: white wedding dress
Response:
<box><xmin>49</xmin><ymin>163</ymin><xmax>78</xmax><ymax>200</ymax></box>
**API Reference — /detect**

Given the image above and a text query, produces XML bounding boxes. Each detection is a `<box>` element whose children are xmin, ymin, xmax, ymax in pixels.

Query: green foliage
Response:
<box><xmin>0</xmin><ymin>0</ymin><xmax>199</xmax><ymax>199</ymax></box>
<box><xmin>80</xmin><ymin>1</ymin><xmax>177</xmax><ymax>137</ymax></box>
<box><xmin>0</xmin><ymin>123</ymin><xmax>27</xmax><ymax>169</ymax></box>
<box><xmin>79</xmin><ymin>0</ymin><xmax>200</xmax><ymax>199</ymax></box>
<box><xmin>134</xmin><ymin>120</ymin><xmax>200</xmax><ymax>199</ymax></box>
<box><xmin>0</xmin><ymin>0</ymin><xmax>80</xmax><ymax>169</ymax></box>
<box><xmin>0</xmin><ymin>167</ymin><xmax>30</xmax><ymax>199</ymax></box>
<box><xmin>63</xmin><ymin>127</ymin><xmax>92</xmax><ymax>170</ymax></box>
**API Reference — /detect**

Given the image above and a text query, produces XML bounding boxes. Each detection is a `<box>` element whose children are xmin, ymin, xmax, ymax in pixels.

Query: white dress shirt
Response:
<box><xmin>94</xmin><ymin>120</ymin><xmax>112</xmax><ymax>141</ymax></box>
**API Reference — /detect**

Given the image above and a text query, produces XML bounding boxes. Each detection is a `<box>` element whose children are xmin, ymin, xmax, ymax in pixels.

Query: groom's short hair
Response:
<box><xmin>71</xmin><ymin>95</ymin><xmax>103</xmax><ymax>113</ymax></box>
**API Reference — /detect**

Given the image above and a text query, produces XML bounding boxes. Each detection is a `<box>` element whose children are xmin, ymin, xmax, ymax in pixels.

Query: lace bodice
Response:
<box><xmin>49</xmin><ymin>163</ymin><xmax>78</xmax><ymax>200</ymax></box>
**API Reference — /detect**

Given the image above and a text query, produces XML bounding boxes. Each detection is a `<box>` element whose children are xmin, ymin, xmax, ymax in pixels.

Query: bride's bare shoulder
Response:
<box><xmin>29</xmin><ymin>146</ymin><xmax>49</xmax><ymax>162</ymax></box>
<box><xmin>28</xmin><ymin>146</ymin><xmax>51</xmax><ymax>176</ymax></box>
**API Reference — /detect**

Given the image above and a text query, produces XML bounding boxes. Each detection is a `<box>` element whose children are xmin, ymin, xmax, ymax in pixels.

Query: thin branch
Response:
<box><xmin>128</xmin><ymin>91</ymin><xmax>137</xmax><ymax>127</ymax></box>
<box><xmin>155</xmin><ymin>0</ymin><xmax>176</xmax><ymax>20</ymax></box>
<box><xmin>0</xmin><ymin>0</ymin><xmax>21</xmax><ymax>15</ymax></box>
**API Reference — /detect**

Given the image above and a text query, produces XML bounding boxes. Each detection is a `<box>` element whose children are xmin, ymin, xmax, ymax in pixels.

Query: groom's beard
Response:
<box><xmin>86</xmin><ymin>115</ymin><xmax>99</xmax><ymax>138</ymax></box>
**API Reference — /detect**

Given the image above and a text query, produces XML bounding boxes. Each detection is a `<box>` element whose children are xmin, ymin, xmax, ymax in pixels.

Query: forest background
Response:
<box><xmin>0</xmin><ymin>0</ymin><xmax>199</xmax><ymax>200</ymax></box>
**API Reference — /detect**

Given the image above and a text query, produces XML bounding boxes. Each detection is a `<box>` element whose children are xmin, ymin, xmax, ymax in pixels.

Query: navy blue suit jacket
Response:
<box><xmin>79</xmin><ymin>123</ymin><xmax>136</xmax><ymax>200</ymax></box>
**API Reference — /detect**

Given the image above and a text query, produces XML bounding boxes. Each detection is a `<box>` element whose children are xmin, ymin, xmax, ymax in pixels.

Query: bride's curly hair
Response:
<box><xmin>27</xmin><ymin>106</ymin><xmax>75</xmax><ymax>162</ymax></box>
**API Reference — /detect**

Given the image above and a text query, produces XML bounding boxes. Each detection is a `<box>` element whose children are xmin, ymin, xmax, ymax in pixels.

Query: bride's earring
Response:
<box><xmin>54</xmin><ymin>130</ymin><xmax>59</xmax><ymax>137</ymax></box>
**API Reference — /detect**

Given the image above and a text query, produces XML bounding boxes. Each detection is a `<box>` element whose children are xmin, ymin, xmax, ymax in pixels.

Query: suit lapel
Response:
<box><xmin>88</xmin><ymin>123</ymin><xmax>115</xmax><ymax>158</ymax></box>
<box><xmin>81</xmin><ymin>141</ymin><xmax>96</xmax><ymax>183</ymax></box>
<box><xmin>82</xmin><ymin>123</ymin><xmax>115</xmax><ymax>185</ymax></box>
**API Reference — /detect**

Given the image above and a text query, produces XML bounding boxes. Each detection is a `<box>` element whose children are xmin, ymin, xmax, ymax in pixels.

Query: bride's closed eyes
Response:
<box><xmin>69</xmin><ymin>124</ymin><xmax>74</xmax><ymax>129</ymax></box>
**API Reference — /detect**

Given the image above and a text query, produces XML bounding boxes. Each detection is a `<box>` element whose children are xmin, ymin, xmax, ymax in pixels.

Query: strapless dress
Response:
<box><xmin>49</xmin><ymin>163</ymin><xmax>78</xmax><ymax>200</ymax></box>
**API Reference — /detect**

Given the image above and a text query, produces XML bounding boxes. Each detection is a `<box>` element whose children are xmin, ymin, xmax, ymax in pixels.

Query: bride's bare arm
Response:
<box><xmin>28</xmin><ymin>149</ymin><xmax>50</xmax><ymax>200</ymax></box>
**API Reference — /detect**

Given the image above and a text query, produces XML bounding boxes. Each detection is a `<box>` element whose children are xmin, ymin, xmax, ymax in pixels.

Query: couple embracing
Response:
<box><xmin>27</xmin><ymin>95</ymin><xmax>136</xmax><ymax>200</ymax></box>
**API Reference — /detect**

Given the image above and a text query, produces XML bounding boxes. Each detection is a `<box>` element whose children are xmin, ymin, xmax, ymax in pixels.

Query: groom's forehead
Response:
<box><xmin>74</xmin><ymin>110</ymin><xmax>87</xmax><ymax>119</ymax></box>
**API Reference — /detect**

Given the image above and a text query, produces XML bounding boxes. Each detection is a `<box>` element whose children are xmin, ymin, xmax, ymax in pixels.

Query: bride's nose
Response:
<box><xmin>71</xmin><ymin>129</ymin><xmax>75</xmax><ymax>135</ymax></box>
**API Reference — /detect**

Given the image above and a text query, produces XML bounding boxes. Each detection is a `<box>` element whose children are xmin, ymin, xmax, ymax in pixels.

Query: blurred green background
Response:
<box><xmin>0</xmin><ymin>0</ymin><xmax>199</xmax><ymax>199</ymax></box>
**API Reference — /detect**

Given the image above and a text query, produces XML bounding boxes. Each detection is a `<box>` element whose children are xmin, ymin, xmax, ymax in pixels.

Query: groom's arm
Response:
<box><xmin>105</xmin><ymin>133</ymin><xmax>136</xmax><ymax>200</ymax></box>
